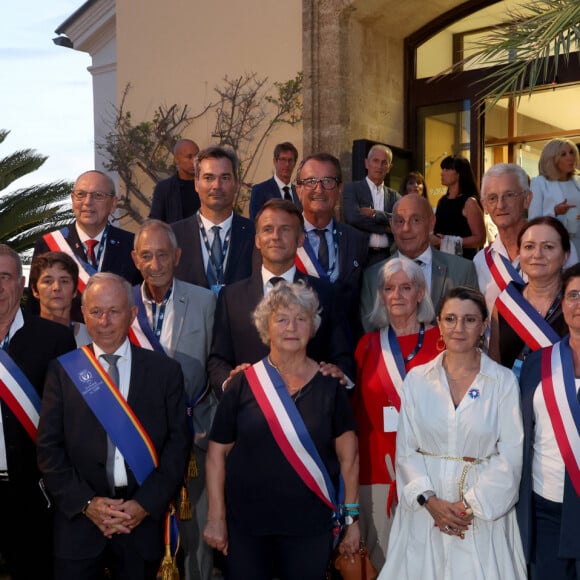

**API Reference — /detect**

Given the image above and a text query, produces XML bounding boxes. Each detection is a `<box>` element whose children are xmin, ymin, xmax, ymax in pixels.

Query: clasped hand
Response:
<box><xmin>85</xmin><ymin>497</ymin><xmax>148</xmax><ymax>538</ymax></box>
<box><xmin>426</xmin><ymin>497</ymin><xmax>473</xmax><ymax>539</ymax></box>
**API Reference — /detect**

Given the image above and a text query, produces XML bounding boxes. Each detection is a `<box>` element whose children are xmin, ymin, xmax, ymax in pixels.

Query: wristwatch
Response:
<box><xmin>417</xmin><ymin>490</ymin><xmax>436</xmax><ymax>506</ymax></box>
<box><xmin>345</xmin><ymin>514</ymin><xmax>360</xmax><ymax>526</ymax></box>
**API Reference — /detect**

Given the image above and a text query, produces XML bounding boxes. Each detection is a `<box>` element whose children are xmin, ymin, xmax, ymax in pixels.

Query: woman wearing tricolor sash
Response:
<box><xmin>352</xmin><ymin>258</ymin><xmax>441</xmax><ymax>570</ymax></box>
<box><xmin>203</xmin><ymin>281</ymin><xmax>359</xmax><ymax>579</ymax></box>
<box><xmin>379</xmin><ymin>287</ymin><xmax>526</xmax><ymax>580</ymax></box>
<box><xmin>490</xmin><ymin>217</ymin><xmax>571</xmax><ymax>376</ymax></box>
<box><xmin>518</xmin><ymin>264</ymin><xmax>580</xmax><ymax>579</ymax></box>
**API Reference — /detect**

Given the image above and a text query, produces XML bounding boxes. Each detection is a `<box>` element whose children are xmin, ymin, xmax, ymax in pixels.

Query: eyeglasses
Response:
<box><xmin>86</xmin><ymin>308</ymin><xmax>125</xmax><ymax>320</ymax></box>
<box><xmin>296</xmin><ymin>177</ymin><xmax>340</xmax><ymax>191</ymax></box>
<box><xmin>483</xmin><ymin>191</ymin><xmax>525</xmax><ymax>206</ymax></box>
<box><xmin>275</xmin><ymin>156</ymin><xmax>296</xmax><ymax>164</ymax></box>
<box><xmin>72</xmin><ymin>190</ymin><xmax>115</xmax><ymax>202</ymax></box>
<box><xmin>564</xmin><ymin>290</ymin><xmax>580</xmax><ymax>303</ymax></box>
<box><xmin>439</xmin><ymin>314</ymin><xmax>483</xmax><ymax>329</ymax></box>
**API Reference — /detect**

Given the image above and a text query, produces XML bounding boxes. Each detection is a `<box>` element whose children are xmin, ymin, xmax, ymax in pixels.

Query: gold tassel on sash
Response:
<box><xmin>187</xmin><ymin>447</ymin><xmax>198</xmax><ymax>478</ymax></box>
<box><xmin>179</xmin><ymin>484</ymin><xmax>192</xmax><ymax>521</ymax></box>
<box><xmin>157</xmin><ymin>505</ymin><xmax>180</xmax><ymax>580</ymax></box>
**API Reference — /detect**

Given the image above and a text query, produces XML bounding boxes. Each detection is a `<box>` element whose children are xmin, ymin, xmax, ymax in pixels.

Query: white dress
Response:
<box><xmin>378</xmin><ymin>352</ymin><xmax>526</xmax><ymax>580</ymax></box>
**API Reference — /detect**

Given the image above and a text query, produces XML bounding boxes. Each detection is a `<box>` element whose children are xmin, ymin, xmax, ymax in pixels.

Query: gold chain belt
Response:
<box><xmin>417</xmin><ymin>448</ymin><xmax>496</xmax><ymax>501</ymax></box>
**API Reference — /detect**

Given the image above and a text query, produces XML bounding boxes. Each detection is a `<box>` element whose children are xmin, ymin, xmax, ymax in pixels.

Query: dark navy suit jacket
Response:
<box><xmin>171</xmin><ymin>212</ymin><xmax>255</xmax><ymax>289</ymax></box>
<box><xmin>249</xmin><ymin>177</ymin><xmax>302</xmax><ymax>220</ymax></box>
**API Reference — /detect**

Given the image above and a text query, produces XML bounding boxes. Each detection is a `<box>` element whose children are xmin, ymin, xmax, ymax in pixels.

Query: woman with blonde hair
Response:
<box><xmin>529</xmin><ymin>139</ymin><xmax>580</xmax><ymax>254</ymax></box>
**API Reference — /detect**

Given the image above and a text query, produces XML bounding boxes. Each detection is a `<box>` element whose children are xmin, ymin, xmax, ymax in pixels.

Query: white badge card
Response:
<box><xmin>383</xmin><ymin>406</ymin><xmax>399</xmax><ymax>432</ymax></box>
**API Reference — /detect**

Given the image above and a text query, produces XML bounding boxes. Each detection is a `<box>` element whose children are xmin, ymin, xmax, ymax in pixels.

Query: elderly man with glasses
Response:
<box><xmin>29</xmin><ymin>170</ymin><xmax>141</xmax><ymax>321</ymax></box>
<box><xmin>475</xmin><ymin>163</ymin><xmax>578</xmax><ymax>317</ymax></box>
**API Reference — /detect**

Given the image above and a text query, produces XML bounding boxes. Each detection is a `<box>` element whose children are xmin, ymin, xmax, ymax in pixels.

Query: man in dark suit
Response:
<box><xmin>172</xmin><ymin>147</ymin><xmax>255</xmax><ymax>292</ymax></box>
<box><xmin>342</xmin><ymin>144</ymin><xmax>400</xmax><ymax>266</ymax></box>
<box><xmin>0</xmin><ymin>245</ymin><xmax>76</xmax><ymax>579</ymax></box>
<box><xmin>207</xmin><ymin>198</ymin><xmax>355</xmax><ymax>397</ymax></box>
<box><xmin>295</xmin><ymin>152</ymin><xmax>369</xmax><ymax>341</ymax></box>
<box><xmin>30</xmin><ymin>170</ymin><xmax>141</xmax><ymax>321</ymax></box>
<box><xmin>360</xmin><ymin>193</ymin><xmax>478</xmax><ymax>331</ymax></box>
<box><xmin>149</xmin><ymin>139</ymin><xmax>201</xmax><ymax>223</ymax></box>
<box><xmin>132</xmin><ymin>219</ymin><xmax>216</xmax><ymax>580</ymax></box>
<box><xmin>249</xmin><ymin>142</ymin><xmax>302</xmax><ymax>220</ymax></box>
<box><xmin>37</xmin><ymin>273</ymin><xmax>190</xmax><ymax>580</ymax></box>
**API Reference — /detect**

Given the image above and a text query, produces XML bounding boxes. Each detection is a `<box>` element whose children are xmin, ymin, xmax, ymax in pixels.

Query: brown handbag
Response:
<box><xmin>332</xmin><ymin>543</ymin><xmax>378</xmax><ymax>580</ymax></box>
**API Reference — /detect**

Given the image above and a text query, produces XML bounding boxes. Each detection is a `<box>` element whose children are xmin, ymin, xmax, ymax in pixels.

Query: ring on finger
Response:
<box><xmin>444</xmin><ymin>525</ymin><xmax>450</xmax><ymax>532</ymax></box>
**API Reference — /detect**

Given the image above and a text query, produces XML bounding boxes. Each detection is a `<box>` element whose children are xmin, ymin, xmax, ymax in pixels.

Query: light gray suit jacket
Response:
<box><xmin>360</xmin><ymin>249</ymin><xmax>478</xmax><ymax>332</ymax></box>
<box><xmin>165</xmin><ymin>278</ymin><xmax>216</xmax><ymax>451</ymax></box>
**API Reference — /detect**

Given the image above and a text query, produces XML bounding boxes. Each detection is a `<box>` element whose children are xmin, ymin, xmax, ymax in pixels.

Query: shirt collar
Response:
<box><xmin>198</xmin><ymin>211</ymin><xmax>233</xmax><ymax>231</ymax></box>
<box><xmin>76</xmin><ymin>222</ymin><xmax>106</xmax><ymax>243</ymax></box>
<box><xmin>140</xmin><ymin>279</ymin><xmax>175</xmax><ymax>305</ymax></box>
<box><xmin>274</xmin><ymin>174</ymin><xmax>292</xmax><ymax>191</ymax></box>
<box><xmin>93</xmin><ymin>337</ymin><xmax>132</xmax><ymax>362</ymax></box>
<box><xmin>303</xmin><ymin>216</ymin><xmax>333</xmax><ymax>232</ymax></box>
<box><xmin>261</xmin><ymin>265</ymin><xmax>296</xmax><ymax>286</ymax></box>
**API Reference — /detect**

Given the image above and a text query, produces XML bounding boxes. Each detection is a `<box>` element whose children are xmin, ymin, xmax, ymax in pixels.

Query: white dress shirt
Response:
<box><xmin>95</xmin><ymin>338</ymin><xmax>132</xmax><ymax>487</ymax></box>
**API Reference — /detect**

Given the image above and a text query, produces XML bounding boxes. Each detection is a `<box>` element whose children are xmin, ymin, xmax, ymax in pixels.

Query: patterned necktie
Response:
<box><xmin>86</xmin><ymin>239</ymin><xmax>98</xmax><ymax>267</ymax></box>
<box><xmin>315</xmin><ymin>229</ymin><xmax>330</xmax><ymax>272</ymax></box>
<box><xmin>282</xmin><ymin>186</ymin><xmax>292</xmax><ymax>201</ymax></box>
<box><xmin>206</xmin><ymin>225</ymin><xmax>223</xmax><ymax>286</ymax></box>
<box><xmin>102</xmin><ymin>354</ymin><xmax>120</xmax><ymax>491</ymax></box>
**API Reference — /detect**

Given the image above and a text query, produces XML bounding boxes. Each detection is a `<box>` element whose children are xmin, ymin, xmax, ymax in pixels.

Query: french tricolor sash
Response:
<box><xmin>484</xmin><ymin>245</ymin><xmax>524</xmax><ymax>291</ymax></box>
<box><xmin>495</xmin><ymin>282</ymin><xmax>560</xmax><ymax>351</ymax></box>
<box><xmin>244</xmin><ymin>358</ymin><xmax>338</xmax><ymax>511</ymax></box>
<box><xmin>373</xmin><ymin>327</ymin><xmax>405</xmax><ymax>410</ymax></box>
<box><xmin>58</xmin><ymin>346</ymin><xmax>158</xmax><ymax>485</ymax></box>
<box><xmin>128</xmin><ymin>286</ymin><xmax>165</xmax><ymax>353</ymax></box>
<box><xmin>0</xmin><ymin>349</ymin><xmax>41</xmax><ymax>442</ymax></box>
<box><xmin>42</xmin><ymin>228</ymin><xmax>96</xmax><ymax>295</ymax></box>
<box><xmin>295</xmin><ymin>238</ymin><xmax>329</xmax><ymax>281</ymax></box>
<box><xmin>541</xmin><ymin>338</ymin><xmax>580</xmax><ymax>495</ymax></box>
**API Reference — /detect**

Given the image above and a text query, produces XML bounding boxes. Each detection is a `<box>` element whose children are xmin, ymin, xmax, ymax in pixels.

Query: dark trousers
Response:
<box><xmin>54</xmin><ymin>533</ymin><xmax>161</xmax><ymax>580</ymax></box>
<box><xmin>0</xmin><ymin>479</ymin><xmax>53</xmax><ymax>580</ymax></box>
<box><xmin>226</xmin><ymin>524</ymin><xmax>333</xmax><ymax>580</ymax></box>
<box><xmin>532</xmin><ymin>492</ymin><xmax>580</xmax><ymax>580</ymax></box>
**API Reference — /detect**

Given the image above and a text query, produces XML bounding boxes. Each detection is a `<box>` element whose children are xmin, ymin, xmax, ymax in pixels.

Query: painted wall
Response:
<box><xmin>115</xmin><ymin>0</ymin><xmax>303</xmax><ymax>192</ymax></box>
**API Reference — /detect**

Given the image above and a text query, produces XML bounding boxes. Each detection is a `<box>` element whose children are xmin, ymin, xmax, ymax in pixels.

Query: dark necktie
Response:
<box><xmin>315</xmin><ymin>229</ymin><xmax>329</xmax><ymax>272</ymax></box>
<box><xmin>415</xmin><ymin>259</ymin><xmax>424</xmax><ymax>267</ymax></box>
<box><xmin>282</xmin><ymin>186</ymin><xmax>292</xmax><ymax>202</ymax></box>
<box><xmin>269</xmin><ymin>276</ymin><xmax>285</xmax><ymax>287</ymax></box>
<box><xmin>102</xmin><ymin>354</ymin><xmax>120</xmax><ymax>491</ymax></box>
<box><xmin>207</xmin><ymin>226</ymin><xmax>223</xmax><ymax>286</ymax></box>
<box><xmin>86</xmin><ymin>239</ymin><xmax>98</xmax><ymax>267</ymax></box>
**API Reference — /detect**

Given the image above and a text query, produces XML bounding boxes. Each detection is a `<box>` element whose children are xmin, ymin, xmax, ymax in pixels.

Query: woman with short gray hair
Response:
<box><xmin>204</xmin><ymin>281</ymin><xmax>359</xmax><ymax>579</ymax></box>
<box><xmin>352</xmin><ymin>258</ymin><xmax>442</xmax><ymax>569</ymax></box>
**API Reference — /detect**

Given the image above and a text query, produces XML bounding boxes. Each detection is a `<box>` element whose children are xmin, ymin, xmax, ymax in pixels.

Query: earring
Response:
<box><xmin>436</xmin><ymin>335</ymin><xmax>446</xmax><ymax>352</ymax></box>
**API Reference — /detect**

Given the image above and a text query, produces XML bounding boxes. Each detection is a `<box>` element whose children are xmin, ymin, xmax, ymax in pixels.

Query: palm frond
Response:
<box><xmin>443</xmin><ymin>0</ymin><xmax>580</xmax><ymax>109</ymax></box>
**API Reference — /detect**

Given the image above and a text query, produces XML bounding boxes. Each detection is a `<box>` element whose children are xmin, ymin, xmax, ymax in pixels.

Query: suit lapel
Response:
<box><xmin>431</xmin><ymin>252</ymin><xmax>447</xmax><ymax>310</ymax></box>
<box><xmin>67</xmin><ymin>223</ymin><xmax>87</xmax><ymax>261</ymax></box>
<box><xmin>167</xmin><ymin>280</ymin><xmax>187</xmax><ymax>357</ymax></box>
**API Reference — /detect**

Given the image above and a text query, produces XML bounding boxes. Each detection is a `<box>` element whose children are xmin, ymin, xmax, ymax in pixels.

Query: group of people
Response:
<box><xmin>0</xmin><ymin>137</ymin><xmax>578</xmax><ymax>580</ymax></box>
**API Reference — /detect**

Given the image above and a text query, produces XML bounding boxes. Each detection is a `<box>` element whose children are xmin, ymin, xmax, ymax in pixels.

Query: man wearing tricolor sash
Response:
<box><xmin>132</xmin><ymin>219</ymin><xmax>216</xmax><ymax>580</ymax></box>
<box><xmin>0</xmin><ymin>245</ymin><xmax>76</xmax><ymax>580</ymax></box>
<box><xmin>475</xmin><ymin>163</ymin><xmax>578</xmax><ymax>317</ymax></box>
<box><xmin>518</xmin><ymin>264</ymin><xmax>580</xmax><ymax>579</ymax></box>
<box><xmin>37</xmin><ymin>273</ymin><xmax>190</xmax><ymax>580</ymax></box>
<box><xmin>294</xmin><ymin>153</ymin><xmax>369</xmax><ymax>341</ymax></box>
<box><xmin>29</xmin><ymin>170</ymin><xmax>141</xmax><ymax>322</ymax></box>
